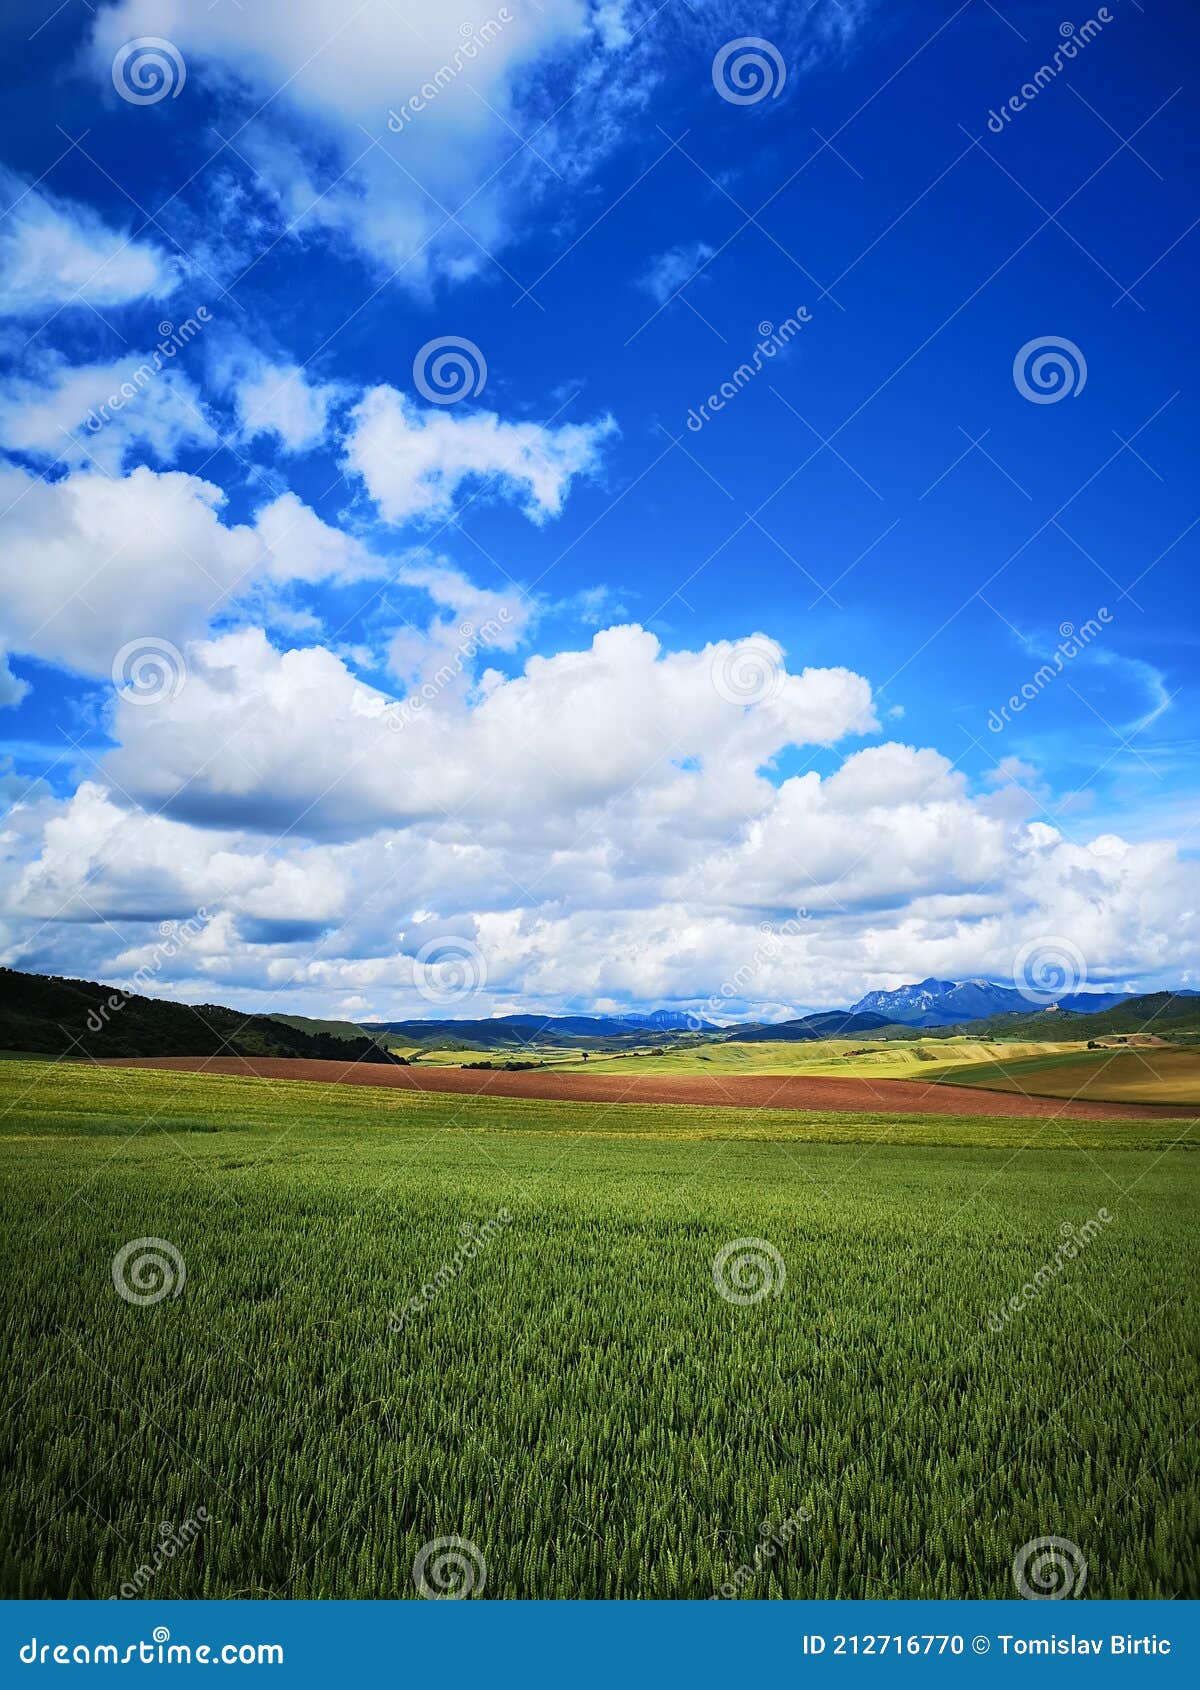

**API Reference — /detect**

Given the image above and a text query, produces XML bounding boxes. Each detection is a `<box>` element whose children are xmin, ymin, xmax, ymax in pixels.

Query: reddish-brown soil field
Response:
<box><xmin>98</xmin><ymin>1055</ymin><xmax>1198</xmax><ymax>1120</ymax></box>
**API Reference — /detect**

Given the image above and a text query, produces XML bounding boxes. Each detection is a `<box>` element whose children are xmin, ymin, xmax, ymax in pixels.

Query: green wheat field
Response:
<box><xmin>1</xmin><ymin>1060</ymin><xmax>1197</xmax><ymax>1599</ymax></box>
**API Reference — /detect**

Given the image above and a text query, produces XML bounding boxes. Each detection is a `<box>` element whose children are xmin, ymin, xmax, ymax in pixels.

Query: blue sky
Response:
<box><xmin>0</xmin><ymin>0</ymin><xmax>1196</xmax><ymax>1019</ymax></box>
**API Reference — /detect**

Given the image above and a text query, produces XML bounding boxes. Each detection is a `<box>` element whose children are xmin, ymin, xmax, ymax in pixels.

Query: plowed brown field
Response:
<box><xmin>98</xmin><ymin>1055</ymin><xmax>1198</xmax><ymax>1119</ymax></box>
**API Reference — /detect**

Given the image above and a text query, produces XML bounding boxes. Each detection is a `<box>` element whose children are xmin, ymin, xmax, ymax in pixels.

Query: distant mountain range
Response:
<box><xmin>848</xmin><ymin>977</ymin><xmax>1136</xmax><ymax>1027</ymax></box>
<box><xmin>725</xmin><ymin>1010</ymin><xmax>895</xmax><ymax>1044</ymax></box>
<box><xmin>361</xmin><ymin>1010</ymin><xmax>718</xmax><ymax>1050</ymax></box>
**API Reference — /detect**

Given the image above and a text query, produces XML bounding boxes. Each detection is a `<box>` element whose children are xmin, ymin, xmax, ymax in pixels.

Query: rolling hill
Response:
<box><xmin>0</xmin><ymin>969</ymin><xmax>400</xmax><ymax>1064</ymax></box>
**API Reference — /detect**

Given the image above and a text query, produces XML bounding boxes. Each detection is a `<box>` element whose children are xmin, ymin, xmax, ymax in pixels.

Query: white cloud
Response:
<box><xmin>637</xmin><ymin>241</ymin><xmax>715</xmax><ymax>304</ymax></box>
<box><xmin>345</xmin><ymin>386</ymin><xmax>615</xmax><ymax>525</ymax></box>
<box><xmin>227</xmin><ymin>356</ymin><xmax>340</xmax><ymax>454</ymax></box>
<box><xmin>0</xmin><ymin>651</ymin><xmax>28</xmax><ymax>709</ymax></box>
<box><xmin>0</xmin><ymin>355</ymin><xmax>214</xmax><ymax>472</ymax></box>
<box><xmin>90</xmin><ymin>0</ymin><xmax>604</xmax><ymax>281</ymax></box>
<box><xmin>0</xmin><ymin>169</ymin><xmax>176</xmax><ymax>316</ymax></box>
<box><xmin>93</xmin><ymin>622</ymin><xmax>875</xmax><ymax>840</ymax></box>
<box><xmin>6</xmin><ymin>704</ymin><xmax>1197</xmax><ymax>1019</ymax></box>
<box><xmin>0</xmin><ymin>464</ymin><xmax>385</xmax><ymax>679</ymax></box>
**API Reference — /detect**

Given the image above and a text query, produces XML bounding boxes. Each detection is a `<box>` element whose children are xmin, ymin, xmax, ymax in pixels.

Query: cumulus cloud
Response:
<box><xmin>96</xmin><ymin>622</ymin><xmax>876</xmax><ymax>839</ymax></box>
<box><xmin>0</xmin><ymin>169</ymin><xmax>176</xmax><ymax>315</ymax></box>
<box><xmin>221</xmin><ymin>352</ymin><xmax>341</xmax><ymax>454</ymax></box>
<box><xmin>0</xmin><ymin>354</ymin><xmax>214</xmax><ymax>472</ymax></box>
<box><xmin>345</xmin><ymin>386</ymin><xmax>616</xmax><ymax>525</ymax></box>
<box><xmin>6</xmin><ymin>709</ymin><xmax>1197</xmax><ymax>1020</ymax></box>
<box><xmin>0</xmin><ymin>464</ymin><xmax>385</xmax><ymax>679</ymax></box>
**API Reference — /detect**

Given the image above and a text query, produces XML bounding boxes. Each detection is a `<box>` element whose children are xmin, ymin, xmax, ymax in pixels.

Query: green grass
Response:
<box><xmin>1</xmin><ymin>1060</ymin><xmax>1196</xmax><ymax>1600</ymax></box>
<box><xmin>930</xmin><ymin>1045</ymin><xmax>1200</xmax><ymax>1108</ymax></box>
